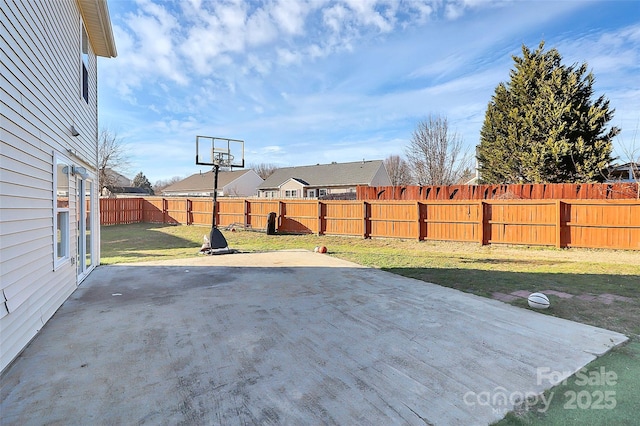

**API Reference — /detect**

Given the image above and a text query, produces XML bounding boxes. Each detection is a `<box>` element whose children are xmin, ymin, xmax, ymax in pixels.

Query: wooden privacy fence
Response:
<box><xmin>100</xmin><ymin>198</ymin><xmax>144</xmax><ymax>225</ymax></box>
<box><xmin>358</xmin><ymin>183</ymin><xmax>640</xmax><ymax>201</ymax></box>
<box><xmin>100</xmin><ymin>197</ymin><xmax>640</xmax><ymax>250</ymax></box>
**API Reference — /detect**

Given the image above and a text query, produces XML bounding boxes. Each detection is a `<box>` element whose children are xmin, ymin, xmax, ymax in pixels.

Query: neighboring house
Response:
<box><xmin>100</xmin><ymin>168</ymin><xmax>149</xmax><ymax>196</ymax></box>
<box><xmin>257</xmin><ymin>160</ymin><xmax>392</xmax><ymax>198</ymax></box>
<box><xmin>105</xmin><ymin>167</ymin><xmax>132</xmax><ymax>186</ymax></box>
<box><xmin>0</xmin><ymin>0</ymin><xmax>116</xmax><ymax>372</ymax></box>
<box><xmin>161</xmin><ymin>169</ymin><xmax>263</xmax><ymax>197</ymax></box>
<box><xmin>607</xmin><ymin>162</ymin><xmax>639</xmax><ymax>183</ymax></box>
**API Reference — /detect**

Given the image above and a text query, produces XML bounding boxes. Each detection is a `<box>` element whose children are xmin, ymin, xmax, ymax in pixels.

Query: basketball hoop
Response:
<box><xmin>195</xmin><ymin>136</ymin><xmax>245</xmax><ymax>254</ymax></box>
<box><xmin>212</xmin><ymin>152</ymin><xmax>234</xmax><ymax>167</ymax></box>
<box><xmin>196</xmin><ymin>136</ymin><xmax>244</xmax><ymax>168</ymax></box>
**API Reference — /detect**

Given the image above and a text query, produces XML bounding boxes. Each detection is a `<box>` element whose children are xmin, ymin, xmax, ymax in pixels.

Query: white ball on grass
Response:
<box><xmin>528</xmin><ymin>292</ymin><xmax>550</xmax><ymax>309</ymax></box>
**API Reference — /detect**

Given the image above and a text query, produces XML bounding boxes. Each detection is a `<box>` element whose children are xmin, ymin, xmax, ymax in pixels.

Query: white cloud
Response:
<box><xmin>444</xmin><ymin>0</ymin><xmax>511</xmax><ymax>20</ymax></box>
<box><xmin>558</xmin><ymin>23</ymin><xmax>640</xmax><ymax>75</ymax></box>
<box><xmin>306</xmin><ymin>43</ymin><xmax>328</xmax><ymax>59</ymax></box>
<box><xmin>101</xmin><ymin>0</ymin><xmax>187</xmax><ymax>97</ymax></box>
<box><xmin>323</xmin><ymin>4</ymin><xmax>349</xmax><ymax>33</ymax></box>
<box><xmin>406</xmin><ymin>1</ymin><xmax>434</xmax><ymax>25</ymax></box>
<box><xmin>552</xmin><ymin>23</ymin><xmax>640</xmax><ymax>145</ymax></box>
<box><xmin>344</xmin><ymin>0</ymin><xmax>395</xmax><ymax>32</ymax></box>
<box><xmin>243</xmin><ymin>54</ymin><xmax>272</xmax><ymax>75</ymax></box>
<box><xmin>127</xmin><ymin>0</ymin><xmax>187</xmax><ymax>83</ymax></box>
<box><xmin>246</xmin><ymin>8</ymin><xmax>279</xmax><ymax>46</ymax></box>
<box><xmin>104</xmin><ymin>25</ymin><xmax>138</xmax><ymax>97</ymax></box>
<box><xmin>270</xmin><ymin>0</ymin><xmax>312</xmax><ymax>35</ymax></box>
<box><xmin>151</xmin><ymin>116</ymin><xmax>200</xmax><ymax>134</ymax></box>
<box><xmin>277</xmin><ymin>48</ymin><xmax>301</xmax><ymax>65</ymax></box>
<box><xmin>180</xmin><ymin>1</ymin><xmax>249</xmax><ymax>75</ymax></box>
<box><xmin>444</xmin><ymin>3</ymin><xmax>463</xmax><ymax>20</ymax></box>
<box><xmin>262</xmin><ymin>145</ymin><xmax>285</xmax><ymax>154</ymax></box>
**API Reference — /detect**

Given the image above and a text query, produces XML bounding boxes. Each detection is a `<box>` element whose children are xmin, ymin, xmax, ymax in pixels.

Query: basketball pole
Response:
<box><xmin>208</xmin><ymin>162</ymin><xmax>229</xmax><ymax>249</ymax></box>
<box><xmin>211</xmin><ymin>163</ymin><xmax>218</xmax><ymax>229</ymax></box>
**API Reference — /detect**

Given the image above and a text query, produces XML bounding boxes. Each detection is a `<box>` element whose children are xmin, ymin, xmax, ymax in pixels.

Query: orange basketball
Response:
<box><xmin>318</xmin><ymin>246</ymin><xmax>327</xmax><ymax>253</ymax></box>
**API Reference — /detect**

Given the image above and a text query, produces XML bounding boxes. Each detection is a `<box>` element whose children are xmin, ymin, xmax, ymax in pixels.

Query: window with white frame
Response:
<box><xmin>81</xmin><ymin>25</ymin><xmax>89</xmax><ymax>103</ymax></box>
<box><xmin>285</xmin><ymin>190</ymin><xmax>298</xmax><ymax>198</ymax></box>
<box><xmin>318</xmin><ymin>189</ymin><xmax>327</xmax><ymax>197</ymax></box>
<box><xmin>306</xmin><ymin>189</ymin><xmax>316</xmax><ymax>198</ymax></box>
<box><xmin>54</xmin><ymin>154</ymin><xmax>70</xmax><ymax>267</ymax></box>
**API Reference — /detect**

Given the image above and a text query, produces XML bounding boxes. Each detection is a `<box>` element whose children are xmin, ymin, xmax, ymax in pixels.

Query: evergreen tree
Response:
<box><xmin>478</xmin><ymin>41</ymin><xmax>619</xmax><ymax>183</ymax></box>
<box><xmin>133</xmin><ymin>172</ymin><xmax>154</xmax><ymax>195</ymax></box>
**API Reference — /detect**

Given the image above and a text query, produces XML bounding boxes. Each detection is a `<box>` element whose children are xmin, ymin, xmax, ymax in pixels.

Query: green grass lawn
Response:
<box><xmin>496</xmin><ymin>339</ymin><xmax>640</xmax><ymax>426</ymax></box>
<box><xmin>101</xmin><ymin>223</ymin><xmax>640</xmax><ymax>424</ymax></box>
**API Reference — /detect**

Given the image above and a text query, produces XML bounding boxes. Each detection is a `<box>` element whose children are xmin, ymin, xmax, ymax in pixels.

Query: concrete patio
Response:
<box><xmin>0</xmin><ymin>250</ymin><xmax>627</xmax><ymax>425</ymax></box>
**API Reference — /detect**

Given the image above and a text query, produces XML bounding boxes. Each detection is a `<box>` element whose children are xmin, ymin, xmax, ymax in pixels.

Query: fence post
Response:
<box><xmin>317</xmin><ymin>201</ymin><xmax>323</xmax><ymax>236</ymax></box>
<box><xmin>186</xmin><ymin>198</ymin><xmax>191</xmax><ymax>225</ymax></box>
<box><xmin>363</xmin><ymin>201</ymin><xmax>369</xmax><ymax>239</ymax></box>
<box><xmin>278</xmin><ymin>201</ymin><xmax>284</xmax><ymax>229</ymax></box>
<box><xmin>244</xmin><ymin>199</ymin><xmax>249</xmax><ymax>228</ymax></box>
<box><xmin>479</xmin><ymin>201</ymin><xmax>486</xmax><ymax>245</ymax></box>
<box><xmin>556</xmin><ymin>200</ymin><xmax>563</xmax><ymax>249</ymax></box>
<box><xmin>162</xmin><ymin>198</ymin><xmax>168</xmax><ymax>224</ymax></box>
<box><xmin>416</xmin><ymin>201</ymin><xmax>421</xmax><ymax>241</ymax></box>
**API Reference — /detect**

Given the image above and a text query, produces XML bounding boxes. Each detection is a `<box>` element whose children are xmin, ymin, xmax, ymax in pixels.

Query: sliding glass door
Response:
<box><xmin>76</xmin><ymin>177</ymin><xmax>94</xmax><ymax>280</ymax></box>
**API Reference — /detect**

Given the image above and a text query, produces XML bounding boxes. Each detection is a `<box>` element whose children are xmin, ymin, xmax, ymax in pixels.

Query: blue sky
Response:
<box><xmin>98</xmin><ymin>0</ymin><xmax>640</xmax><ymax>183</ymax></box>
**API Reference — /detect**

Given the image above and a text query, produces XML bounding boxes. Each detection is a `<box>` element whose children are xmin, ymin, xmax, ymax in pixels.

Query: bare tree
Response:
<box><xmin>98</xmin><ymin>128</ymin><xmax>130</xmax><ymax>191</ymax></box>
<box><xmin>154</xmin><ymin>176</ymin><xmax>183</xmax><ymax>193</ymax></box>
<box><xmin>250</xmin><ymin>163</ymin><xmax>279</xmax><ymax>179</ymax></box>
<box><xmin>405</xmin><ymin>115</ymin><xmax>470</xmax><ymax>185</ymax></box>
<box><xmin>609</xmin><ymin>122</ymin><xmax>640</xmax><ymax>197</ymax></box>
<box><xmin>384</xmin><ymin>155</ymin><xmax>412</xmax><ymax>185</ymax></box>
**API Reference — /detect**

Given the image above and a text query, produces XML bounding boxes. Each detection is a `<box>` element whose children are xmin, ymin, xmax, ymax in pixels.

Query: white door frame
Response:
<box><xmin>76</xmin><ymin>177</ymin><xmax>94</xmax><ymax>282</ymax></box>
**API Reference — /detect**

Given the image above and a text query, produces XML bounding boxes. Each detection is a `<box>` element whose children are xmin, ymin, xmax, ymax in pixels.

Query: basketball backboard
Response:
<box><xmin>196</xmin><ymin>136</ymin><xmax>245</xmax><ymax>168</ymax></box>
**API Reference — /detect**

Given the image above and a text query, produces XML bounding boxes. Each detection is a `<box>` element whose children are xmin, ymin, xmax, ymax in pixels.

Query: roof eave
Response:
<box><xmin>77</xmin><ymin>0</ymin><xmax>117</xmax><ymax>58</ymax></box>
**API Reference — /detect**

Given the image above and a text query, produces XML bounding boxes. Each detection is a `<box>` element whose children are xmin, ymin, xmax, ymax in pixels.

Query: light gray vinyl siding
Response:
<box><xmin>370</xmin><ymin>163</ymin><xmax>393</xmax><ymax>187</ymax></box>
<box><xmin>1</xmin><ymin>0</ymin><xmax>101</xmax><ymax>372</ymax></box>
<box><xmin>222</xmin><ymin>171</ymin><xmax>263</xmax><ymax>197</ymax></box>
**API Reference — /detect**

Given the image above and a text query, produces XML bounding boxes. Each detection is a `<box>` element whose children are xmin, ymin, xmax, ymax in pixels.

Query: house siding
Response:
<box><xmin>370</xmin><ymin>164</ymin><xmax>393</xmax><ymax>187</ymax></box>
<box><xmin>221</xmin><ymin>171</ymin><xmax>263</xmax><ymax>197</ymax></box>
<box><xmin>0</xmin><ymin>0</ymin><xmax>103</xmax><ymax>372</ymax></box>
<box><xmin>279</xmin><ymin>179</ymin><xmax>305</xmax><ymax>197</ymax></box>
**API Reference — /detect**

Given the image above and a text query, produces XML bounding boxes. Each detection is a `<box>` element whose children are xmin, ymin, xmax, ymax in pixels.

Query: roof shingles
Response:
<box><xmin>258</xmin><ymin>160</ymin><xmax>384</xmax><ymax>189</ymax></box>
<box><xmin>163</xmin><ymin>170</ymin><xmax>252</xmax><ymax>193</ymax></box>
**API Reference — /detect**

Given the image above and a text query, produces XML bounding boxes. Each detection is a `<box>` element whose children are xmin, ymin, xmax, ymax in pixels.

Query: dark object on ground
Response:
<box><xmin>267</xmin><ymin>212</ymin><xmax>277</xmax><ymax>235</ymax></box>
<box><xmin>209</xmin><ymin>227</ymin><xmax>228</xmax><ymax>250</ymax></box>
